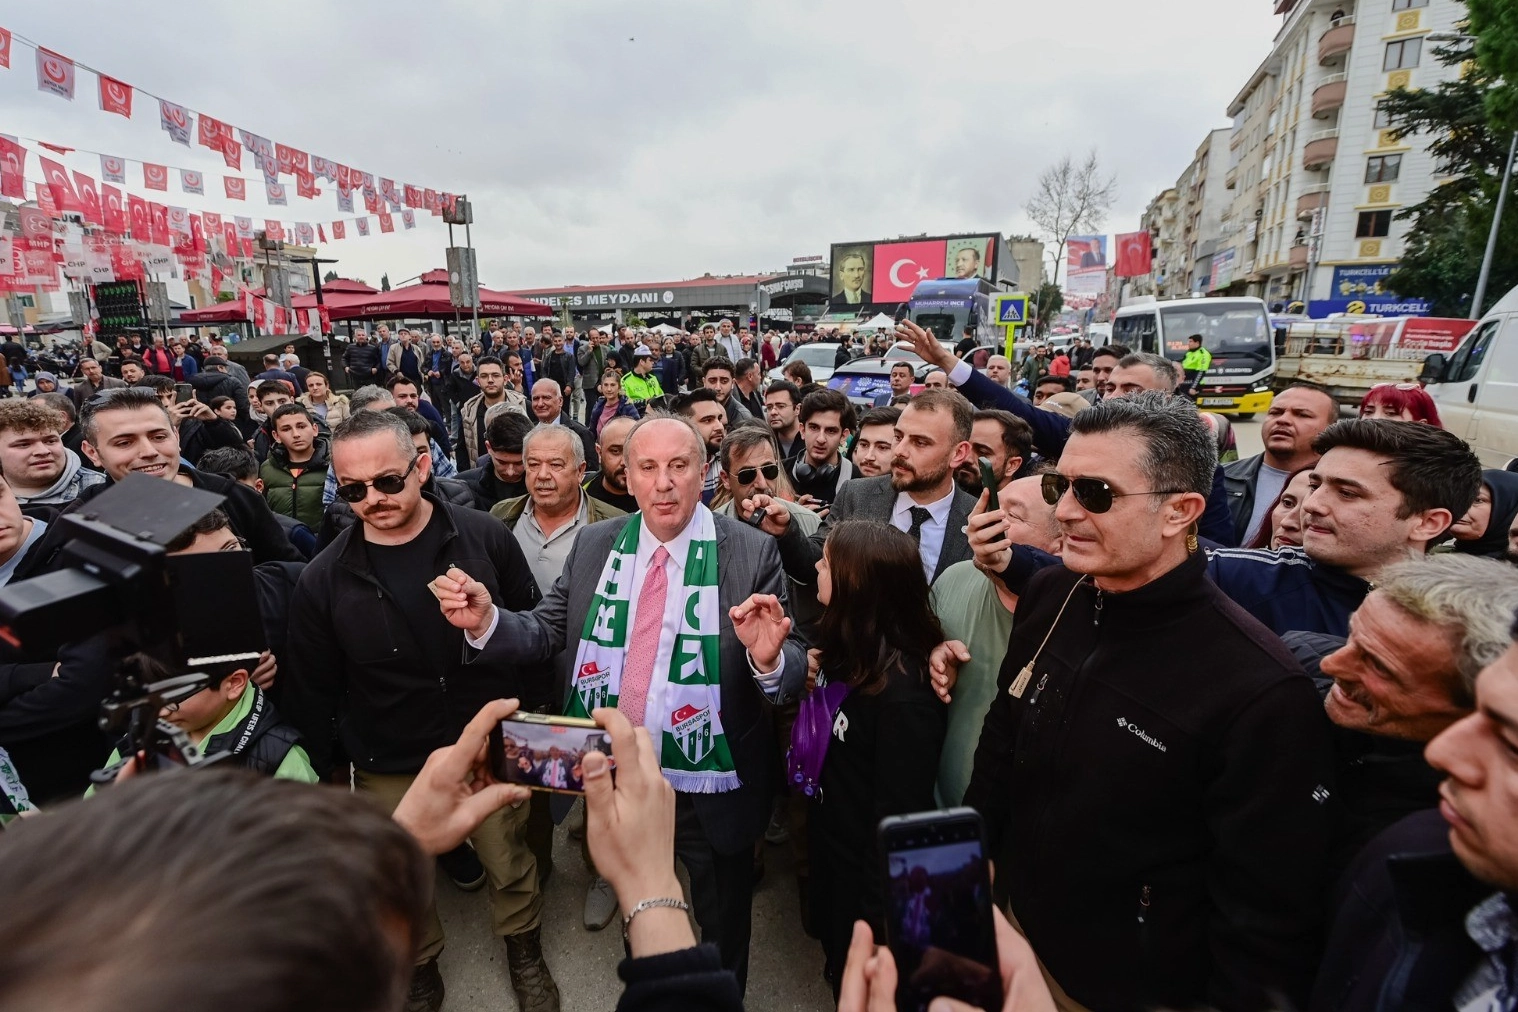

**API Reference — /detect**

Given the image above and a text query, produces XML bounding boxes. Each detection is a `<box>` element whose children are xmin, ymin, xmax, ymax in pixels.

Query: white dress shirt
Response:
<box><xmin>891</xmin><ymin>489</ymin><xmax>955</xmax><ymax>583</ymax></box>
<box><xmin>466</xmin><ymin>514</ymin><xmax>785</xmax><ymax>702</ymax></box>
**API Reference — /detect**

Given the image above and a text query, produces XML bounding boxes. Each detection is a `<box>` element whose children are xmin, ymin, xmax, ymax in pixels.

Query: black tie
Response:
<box><xmin>907</xmin><ymin>506</ymin><xmax>933</xmax><ymax>543</ymax></box>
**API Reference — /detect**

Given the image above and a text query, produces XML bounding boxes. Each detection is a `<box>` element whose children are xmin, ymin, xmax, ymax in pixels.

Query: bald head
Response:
<box><xmin>626</xmin><ymin>415</ymin><xmax>704</xmax><ymax>465</ymax></box>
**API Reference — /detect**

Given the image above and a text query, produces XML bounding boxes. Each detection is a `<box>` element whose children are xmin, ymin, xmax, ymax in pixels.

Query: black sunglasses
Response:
<box><xmin>735</xmin><ymin>463</ymin><xmax>781</xmax><ymax>485</ymax></box>
<box><xmin>335</xmin><ymin>453</ymin><xmax>422</xmax><ymax>503</ymax></box>
<box><xmin>1041</xmin><ymin>473</ymin><xmax>1183</xmax><ymax>514</ymax></box>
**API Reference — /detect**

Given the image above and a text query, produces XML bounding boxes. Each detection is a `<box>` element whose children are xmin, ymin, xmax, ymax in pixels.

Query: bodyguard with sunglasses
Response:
<box><xmin>282</xmin><ymin>409</ymin><xmax>561</xmax><ymax>1012</ymax></box>
<box><xmin>960</xmin><ymin>392</ymin><xmax>1338</xmax><ymax>1012</ymax></box>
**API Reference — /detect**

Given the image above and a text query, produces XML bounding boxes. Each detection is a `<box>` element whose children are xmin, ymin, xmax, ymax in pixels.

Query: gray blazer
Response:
<box><xmin>777</xmin><ymin>474</ymin><xmax>977</xmax><ymax>586</ymax></box>
<box><xmin>468</xmin><ymin>511</ymin><xmax>807</xmax><ymax>854</ymax></box>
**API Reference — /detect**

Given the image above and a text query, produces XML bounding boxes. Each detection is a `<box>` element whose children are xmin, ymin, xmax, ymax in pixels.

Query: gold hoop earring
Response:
<box><xmin>1186</xmin><ymin>522</ymin><xmax>1199</xmax><ymax>555</ymax></box>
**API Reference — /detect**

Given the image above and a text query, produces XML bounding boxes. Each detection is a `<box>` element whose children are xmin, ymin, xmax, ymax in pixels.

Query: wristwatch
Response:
<box><xmin>621</xmin><ymin>896</ymin><xmax>690</xmax><ymax>943</ymax></box>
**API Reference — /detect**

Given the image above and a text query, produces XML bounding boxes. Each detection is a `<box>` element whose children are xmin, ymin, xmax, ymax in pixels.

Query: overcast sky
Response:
<box><xmin>1</xmin><ymin>0</ymin><xmax>1281</xmax><ymax>291</ymax></box>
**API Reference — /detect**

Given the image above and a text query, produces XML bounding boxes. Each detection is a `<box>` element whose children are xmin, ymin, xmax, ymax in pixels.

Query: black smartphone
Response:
<box><xmin>175</xmin><ymin>383</ymin><xmax>194</xmax><ymax>403</ymax></box>
<box><xmin>879</xmin><ymin>808</ymin><xmax>1001</xmax><ymax>1012</ymax></box>
<box><xmin>977</xmin><ymin>456</ymin><xmax>999</xmax><ymax>495</ymax></box>
<box><xmin>487</xmin><ymin>712</ymin><xmax>613</xmax><ymax>795</ymax></box>
<box><xmin>746</xmin><ymin>503</ymin><xmax>768</xmax><ymax>528</ymax></box>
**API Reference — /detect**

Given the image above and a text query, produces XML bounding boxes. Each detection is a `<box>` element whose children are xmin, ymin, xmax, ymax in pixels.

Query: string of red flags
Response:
<box><xmin>1</xmin><ymin>26</ymin><xmax>459</xmax><ymax>220</ymax></box>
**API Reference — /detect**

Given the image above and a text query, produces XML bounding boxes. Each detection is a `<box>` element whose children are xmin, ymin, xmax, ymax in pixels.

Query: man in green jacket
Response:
<box><xmin>260</xmin><ymin>403</ymin><xmax>329</xmax><ymax>531</ymax></box>
<box><xmin>1180</xmin><ymin>334</ymin><xmax>1212</xmax><ymax>396</ymax></box>
<box><xmin>618</xmin><ymin>345</ymin><xmax>664</xmax><ymax>408</ymax></box>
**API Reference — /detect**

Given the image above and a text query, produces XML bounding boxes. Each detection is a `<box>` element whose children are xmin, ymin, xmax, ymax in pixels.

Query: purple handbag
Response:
<box><xmin>786</xmin><ymin>680</ymin><xmax>851</xmax><ymax>798</ymax></box>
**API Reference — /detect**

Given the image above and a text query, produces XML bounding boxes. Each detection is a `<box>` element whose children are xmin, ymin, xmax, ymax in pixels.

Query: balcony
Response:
<box><xmin>1289</xmin><ymin>244</ymin><xmax>1311</xmax><ymax>269</ymax></box>
<box><xmin>1319</xmin><ymin>16</ymin><xmax>1356</xmax><ymax>64</ymax></box>
<box><xmin>1303</xmin><ymin>129</ymin><xmax>1339</xmax><ymax>170</ymax></box>
<box><xmin>1312</xmin><ymin>73</ymin><xmax>1347</xmax><ymax>118</ymax></box>
<box><xmin>1297</xmin><ymin>184</ymin><xmax>1329</xmax><ymax>219</ymax></box>
<box><xmin>1226</xmin><ymin>164</ymin><xmax>1239</xmax><ymax>190</ymax></box>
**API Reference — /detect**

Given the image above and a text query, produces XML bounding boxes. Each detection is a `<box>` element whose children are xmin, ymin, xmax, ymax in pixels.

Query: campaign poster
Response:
<box><xmin>1065</xmin><ymin>235</ymin><xmax>1108</xmax><ymax>296</ymax></box>
<box><xmin>944</xmin><ymin>235</ymin><xmax>995</xmax><ymax>281</ymax></box>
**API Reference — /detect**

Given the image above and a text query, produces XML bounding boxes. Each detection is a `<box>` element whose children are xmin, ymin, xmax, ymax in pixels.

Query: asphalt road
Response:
<box><xmin>435</xmin><ymin>416</ymin><xmax>1266</xmax><ymax>1012</ymax></box>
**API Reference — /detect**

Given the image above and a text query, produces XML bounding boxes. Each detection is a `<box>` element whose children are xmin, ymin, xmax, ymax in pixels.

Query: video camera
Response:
<box><xmin>0</xmin><ymin>476</ymin><xmax>267</xmax><ymax>778</ymax></box>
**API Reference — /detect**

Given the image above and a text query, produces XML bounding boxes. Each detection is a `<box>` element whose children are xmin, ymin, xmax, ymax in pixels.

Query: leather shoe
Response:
<box><xmin>583</xmin><ymin>875</ymin><xmax>618</xmax><ymax>931</ymax></box>
<box><xmin>404</xmin><ymin>958</ymin><xmax>445</xmax><ymax>1012</ymax></box>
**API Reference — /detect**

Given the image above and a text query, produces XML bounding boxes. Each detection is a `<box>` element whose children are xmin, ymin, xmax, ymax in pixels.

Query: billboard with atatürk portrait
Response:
<box><xmin>829</xmin><ymin>244</ymin><xmax>873</xmax><ymax>308</ymax></box>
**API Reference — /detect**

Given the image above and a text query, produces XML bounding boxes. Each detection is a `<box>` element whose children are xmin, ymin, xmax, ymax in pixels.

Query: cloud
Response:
<box><xmin>0</xmin><ymin>0</ymin><xmax>1279</xmax><ymax>293</ymax></box>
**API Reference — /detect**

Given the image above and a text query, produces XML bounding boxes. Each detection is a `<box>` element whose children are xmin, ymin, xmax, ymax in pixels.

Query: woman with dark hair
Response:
<box><xmin>1359</xmin><ymin>382</ymin><xmax>1443</xmax><ymax>427</ymax></box>
<box><xmin>1245</xmin><ymin>466</ymin><xmax>1314</xmax><ymax>550</ymax></box>
<box><xmin>1449</xmin><ymin>469</ymin><xmax>1518</xmax><ymax>558</ymax></box>
<box><xmin>804</xmin><ymin>519</ymin><xmax>947</xmax><ymax>993</ymax></box>
<box><xmin>587</xmin><ymin>367</ymin><xmax>639</xmax><ymax>435</ymax></box>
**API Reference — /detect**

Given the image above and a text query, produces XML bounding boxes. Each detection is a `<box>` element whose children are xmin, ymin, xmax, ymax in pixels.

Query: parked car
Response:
<box><xmin>767</xmin><ymin>342</ymin><xmax>841</xmax><ymax>384</ymax></box>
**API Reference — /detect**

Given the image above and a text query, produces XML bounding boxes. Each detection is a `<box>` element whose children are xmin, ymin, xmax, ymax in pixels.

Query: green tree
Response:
<box><xmin>1032</xmin><ymin>283</ymin><xmax>1063</xmax><ymax>337</ymax></box>
<box><xmin>322</xmin><ymin>269</ymin><xmax>338</xmax><ymax>283</ymax></box>
<box><xmin>380</xmin><ymin>273</ymin><xmax>391</xmax><ymax>292</ymax></box>
<box><xmin>1383</xmin><ymin>38</ymin><xmax>1518</xmax><ymax>315</ymax></box>
<box><xmin>1467</xmin><ymin>0</ymin><xmax>1518</xmax><ymax>133</ymax></box>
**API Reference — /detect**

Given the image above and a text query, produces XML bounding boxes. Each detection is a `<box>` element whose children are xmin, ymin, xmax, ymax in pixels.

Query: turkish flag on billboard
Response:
<box><xmin>38</xmin><ymin>157</ymin><xmax>82</xmax><ymax>213</ymax></box>
<box><xmin>1114</xmin><ymin>231</ymin><xmax>1154</xmax><ymax>278</ymax></box>
<box><xmin>0</xmin><ymin>137</ymin><xmax>27</xmax><ymax>199</ymax></box>
<box><xmin>143</xmin><ymin>163</ymin><xmax>169</xmax><ymax>191</ymax></box>
<box><xmin>98</xmin><ymin>75</ymin><xmax>133</xmax><ymax>117</ymax></box>
<box><xmin>72</xmin><ymin>171</ymin><xmax>103</xmax><ymax>225</ymax></box>
<box><xmin>35</xmin><ymin>48</ymin><xmax>76</xmax><ymax>100</ymax></box>
<box><xmin>872</xmin><ymin>239</ymin><xmax>948</xmax><ymax>301</ymax></box>
<box><xmin>127</xmin><ymin>194</ymin><xmax>150</xmax><ymax>240</ymax></box>
<box><xmin>101</xmin><ymin>184</ymin><xmax>126</xmax><ymax>234</ymax></box>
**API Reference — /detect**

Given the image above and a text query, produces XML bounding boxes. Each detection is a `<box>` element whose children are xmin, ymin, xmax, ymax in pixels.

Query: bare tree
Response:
<box><xmin>1024</xmin><ymin>151</ymin><xmax>1118</xmax><ymax>289</ymax></box>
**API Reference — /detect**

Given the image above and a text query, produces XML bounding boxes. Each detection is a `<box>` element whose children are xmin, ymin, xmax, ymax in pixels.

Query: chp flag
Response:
<box><xmin>1114</xmin><ymin>231</ymin><xmax>1153</xmax><ymax>278</ymax></box>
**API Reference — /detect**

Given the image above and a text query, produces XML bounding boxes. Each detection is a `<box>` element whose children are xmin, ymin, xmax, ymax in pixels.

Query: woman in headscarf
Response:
<box><xmin>1449</xmin><ymin>469</ymin><xmax>1518</xmax><ymax>558</ymax></box>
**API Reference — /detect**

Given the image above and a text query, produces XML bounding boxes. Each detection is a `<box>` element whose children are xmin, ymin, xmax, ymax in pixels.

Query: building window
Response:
<box><xmin>1365</xmin><ymin>154</ymin><xmax>1403</xmax><ymax>182</ymax></box>
<box><xmin>1391</xmin><ymin>0</ymin><xmax>1428</xmax><ymax>8</ymax></box>
<box><xmin>15</xmin><ymin>295</ymin><xmax>34</xmax><ymax>308</ymax></box>
<box><xmin>1374</xmin><ymin>102</ymin><xmax>1394</xmax><ymax>128</ymax></box>
<box><xmin>1356</xmin><ymin>210</ymin><xmax>1393</xmax><ymax>238</ymax></box>
<box><xmin>1383</xmin><ymin>38</ymin><xmax>1422</xmax><ymax>71</ymax></box>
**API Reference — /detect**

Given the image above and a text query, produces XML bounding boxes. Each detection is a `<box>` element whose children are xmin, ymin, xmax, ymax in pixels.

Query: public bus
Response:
<box><xmin>907</xmin><ymin>278</ymin><xmax>997</xmax><ymax>347</ymax></box>
<box><xmin>1111</xmin><ymin>296</ymin><xmax>1276</xmax><ymax>418</ymax></box>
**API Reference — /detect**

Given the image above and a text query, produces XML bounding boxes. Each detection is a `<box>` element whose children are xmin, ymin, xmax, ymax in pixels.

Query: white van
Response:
<box><xmin>1419</xmin><ymin>284</ymin><xmax>1518</xmax><ymax>469</ymax></box>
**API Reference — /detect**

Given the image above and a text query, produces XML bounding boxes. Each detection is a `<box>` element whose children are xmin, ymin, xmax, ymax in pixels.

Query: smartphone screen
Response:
<box><xmin>487</xmin><ymin>712</ymin><xmax>612</xmax><ymax>795</ymax></box>
<box><xmin>879</xmin><ymin>809</ymin><xmax>1001</xmax><ymax>1012</ymax></box>
<box><xmin>175</xmin><ymin>383</ymin><xmax>194</xmax><ymax>403</ymax></box>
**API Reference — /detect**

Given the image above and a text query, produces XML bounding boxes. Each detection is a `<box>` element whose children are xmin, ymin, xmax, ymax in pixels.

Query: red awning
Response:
<box><xmin>328</xmin><ymin>269</ymin><xmax>554</xmax><ymax>320</ymax></box>
<box><xmin>319</xmin><ymin>278</ymin><xmax>378</xmax><ymax>294</ymax></box>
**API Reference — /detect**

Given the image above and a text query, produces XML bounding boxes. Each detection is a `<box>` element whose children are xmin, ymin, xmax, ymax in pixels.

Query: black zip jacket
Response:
<box><xmin>962</xmin><ymin>551</ymin><xmax>1339</xmax><ymax>1012</ymax></box>
<box><xmin>283</xmin><ymin>496</ymin><xmax>543</xmax><ymax>775</ymax></box>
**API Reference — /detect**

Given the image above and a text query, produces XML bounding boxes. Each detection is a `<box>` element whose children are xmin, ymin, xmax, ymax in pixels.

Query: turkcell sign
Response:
<box><xmin>1309</xmin><ymin>297</ymin><xmax>1433</xmax><ymax>317</ymax></box>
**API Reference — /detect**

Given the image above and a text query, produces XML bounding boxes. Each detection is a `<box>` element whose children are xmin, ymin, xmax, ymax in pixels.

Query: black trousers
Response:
<box><xmin>674</xmin><ymin>793</ymin><xmax>756</xmax><ymax>993</ymax></box>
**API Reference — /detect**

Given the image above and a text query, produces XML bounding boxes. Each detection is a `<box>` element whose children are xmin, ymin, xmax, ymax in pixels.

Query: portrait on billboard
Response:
<box><xmin>945</xmin><ymin>236</ymin><xmax>994</xmax><ymax>281</ymax></box>
<box><xmin>829</xmin><ymin>245</ymin><xmax>873</xmax><ymax>307</ymax></box>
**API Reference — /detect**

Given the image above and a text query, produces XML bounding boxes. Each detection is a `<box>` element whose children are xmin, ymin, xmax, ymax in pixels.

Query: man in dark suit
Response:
<box><xmin>528</xmin><ymin>378</ymin><xmax>596</xmax><ymax>465</ymax></box>
<box><xmin>828</xmin><ymin>251</ymin><xmax>872</xmax><ymax>308</ymax></box>
<box><xmin>432</xmin><ymin>415</ymin><xmax>806</xmax><ymax>994</ymax></box>
<box><xmin>750</xmin><ymin>389</ymin><xmax>977</xmax><ymax>586</ymax></box>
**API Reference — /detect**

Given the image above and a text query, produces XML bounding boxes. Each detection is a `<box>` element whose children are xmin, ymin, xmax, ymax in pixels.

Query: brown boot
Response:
<box><xmin>404</xmin><ymin>958</ymin><xmax>445</xmax><ymax>1012</ymax></box>
<box><xmin>505</xmin><ymin>927</ymin><xmax>561</xmax><ymax>1012</ymax></box>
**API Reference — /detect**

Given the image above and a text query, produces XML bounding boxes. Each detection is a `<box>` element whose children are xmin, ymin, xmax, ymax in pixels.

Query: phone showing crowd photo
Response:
<box><xmin>487</xmin><ymin>712</ymin><xmax>613</xmax><ymax>796</ymax></box>
<box><xmin>878</xmin><ymin>808</ymin><xmax>1001</xmax><ymax>1012</ymax></box>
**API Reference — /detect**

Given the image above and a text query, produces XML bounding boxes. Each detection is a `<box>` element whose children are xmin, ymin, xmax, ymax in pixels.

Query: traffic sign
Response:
<box><xmin>995</xmin><ymin>294</ymin><xmax>1029</xmax><ymax>325</ymax></box>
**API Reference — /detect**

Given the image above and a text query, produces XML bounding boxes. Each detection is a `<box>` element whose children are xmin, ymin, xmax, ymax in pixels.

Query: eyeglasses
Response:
<box><xmin>735</xmin><ymin>463</ymin><xmax>781</xmax><ymax>485</ymax></box>
<box><xmin>334</xmin><ymin>453</ymin><xmax>421</xmax><ymax>503</ymax></box>
<box><xmin>1041</xmin><ymin>473</ymin><xmax>1184</xmax><ymax>514</ymax></box>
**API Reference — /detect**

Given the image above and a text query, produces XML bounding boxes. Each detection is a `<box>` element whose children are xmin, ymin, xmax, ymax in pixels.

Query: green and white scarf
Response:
<box><xmin>567</xmin><ymin>504</ymin><xmax>738</xmax><ymax>793</ymax></box>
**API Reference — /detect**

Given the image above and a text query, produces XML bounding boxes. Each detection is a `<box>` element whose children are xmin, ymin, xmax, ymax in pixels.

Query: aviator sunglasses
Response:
<box><xmin>1041</xmin><ymin>473</ymin><xmax>1183</xmax><ymax>514</ymax></box>
<box><xmin>735</xmin><ymin>463</ymin><xmax>781</xmax><ymax>485</ymax></box>
<box><xmin>335</xmin><ymin>453</ymin><xmax>422</xmax><ymax>503</ymax></box>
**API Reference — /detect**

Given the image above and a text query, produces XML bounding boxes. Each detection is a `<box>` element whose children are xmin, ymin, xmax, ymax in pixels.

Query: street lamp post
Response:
<box><xmin>1427</xmin><ymin>31</ymin><xmax>1516</xmax><ymax>319</ymax></box>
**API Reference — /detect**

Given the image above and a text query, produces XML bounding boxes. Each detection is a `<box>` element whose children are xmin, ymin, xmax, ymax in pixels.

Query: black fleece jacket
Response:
<box><xmin>962</xmin><ymin>550</ymin><xmax>1340</xmax><ymax>1012</ymax></box>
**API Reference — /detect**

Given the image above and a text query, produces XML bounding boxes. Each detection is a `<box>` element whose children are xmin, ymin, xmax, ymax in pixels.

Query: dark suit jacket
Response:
<box><xmin>469</xmin><ymin>512</ymin><xmax>807</xmax><ymax>854</ymax></box>
<box><xmin>776</xmin><ymin>474</ymin><xmax>975</xmax><ymax>585</ymax></box>
<box><xmin>550</xmin><ymin>412</ymin><xmax>597</xmax><ymax>468</ymax></box>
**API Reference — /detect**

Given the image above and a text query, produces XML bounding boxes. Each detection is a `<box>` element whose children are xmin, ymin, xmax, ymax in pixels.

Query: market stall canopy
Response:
<box><xmin>174</xmin><ymin>286</ymin><xmax>374</xmax><ymax>325</ymax></box>
<box><xmin>327</xmin><ymin>269</ymin><xmax>554</xmax><ymax>320</ymax></box>
<box><xmin>318</xmin><ymin>278</ymin><xmax>378</xmax><ymax>294</ymax></box>
<box><xmin>858</xmin><ymin>312</ymin><xmax>899</xmax><ymax>330</ymax></box>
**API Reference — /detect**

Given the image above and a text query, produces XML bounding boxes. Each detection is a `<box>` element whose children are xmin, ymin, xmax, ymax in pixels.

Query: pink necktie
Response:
<box><xmin>618</xmin><ymin>546</ymin><xmax>669</xmax><ymax>727</ymax></box>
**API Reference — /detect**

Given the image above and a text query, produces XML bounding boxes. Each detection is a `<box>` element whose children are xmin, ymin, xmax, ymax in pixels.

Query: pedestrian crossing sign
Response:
<box><xmin>995</xmin><ymin>295</ymin><xmax>1029</xmax><ymax>325</ymax></box>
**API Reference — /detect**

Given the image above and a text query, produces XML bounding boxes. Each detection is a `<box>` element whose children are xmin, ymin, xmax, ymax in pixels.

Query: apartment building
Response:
<box><xmin>1214</xmin><ymin>0</ymin><xmax>1465</xmax><ymax>310</ymax></box>
<box><xmin>1180</xmin><ymin>129</ymin><xmax>1235</xmax><ymax>293</ymax></box>
<box><xmin>1136</xmin><ymin>187</ymin><xmax>1184</xmax><ymax>297</ymax></box>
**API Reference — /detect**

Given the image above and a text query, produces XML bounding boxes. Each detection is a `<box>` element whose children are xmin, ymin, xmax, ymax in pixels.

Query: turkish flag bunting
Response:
<box><xmin>234</xmin><ymin>216</ymin><xmax>253</xmax><ymax>240</ymax></box>
<box><xmin>191</xmin><ymin>214</ymin><xmax>207</xmax><ymax>254</ymax></box>
<box><xmin>38</xmin><ymin>157</ymin><xmax>82</xmax><ymax>213</ymax></box>
<box><xmin>363</xmin><ymin>190</ymin><xmax>380</xmax><ymax>214</ymax></box>
<box><xmin>336</xmin><ymin>164</ymin><xmax>353</xmax><ymax>189</ymax></box>
<box><xmin>0</xmin><ymin>137</ymin><xmax>27</xmax><ymax>199</ymax></box>
<box><xmin>0</xmin><ymin>27</ymin><xmax>11</xmax><ymax>69</ymax></box>
<box><xmin>101</xmin><ymin>184</ymin><xmax>126</xmax><ymax>234</ymax></box>
<box><xmin>378</xmin><ymin>212</ymin><xmax>394</xmax><ymax>233</ymax></box>
<box><xmin>380</xmin><ymin>178</ymin><xmax>398</xmax><ymax>204</ymax></box>
<box><xmin>98</xmin><ymin>74</ymin><xmax>133</xmax><ymax>117</ymax></box>
<box><xmin>222</xmin><ymin>220</ymin><xmax>238</xmax><ymax>250</ymax></box>
<box><xmin>143</xmin><ymin>163</ymin><xmax>169</xmax><ymax>191</ymax></box>
<box><xmin>198</xmin><ymin>114</ymin><xmax>231</xmax><ymax>151</ymax></box>
<box><xmin>275</xmin><ymin>144</ymin><xmax>296</xmax><ymax>175</ymax></box>
<box><xmin>266</xmin><ymin>182</ymin><xmax>288</xmax><ymax>206</ymax></box>
<box><xmin>149</xmin><ymin>203</ymin><xmax>171</xmax><ymax>247</ymax></box>
<box><xmin>424</xmin><ymin>188</ymin><xmax>438</xmax><ymax>214</ymax></box>
<box><xmin>180</xmin><ymin>169</ymin><xmax>204</xmax><ymax>195</ymax></box>
<box><xmin>332</xmin><ymin>220</ymin><xmax>346</xmax><ymax>240</ymax></box>
<box><xmin>336</xmin><ymin>188</ymin><xmax>354</xmax><ymax>213</ymax></box>
<box><xmin>72</xmin><ymin>170</ymin><xmax>103</xmax><ymax>225</ymax></box>
<box><xmin>1113</xmin><ymin>231</ymin><xmax>1154</xmax><ymax>278</ymax></box>
<box><xmin>224</xmin><ymin>176</ymin><xmax>246</xmax><ymax>200</ymax></box>
<box><xmin>35</xmin><ymin>48</ymin><xmax>76</xmax><ymax>100</ymax></box>
<box><xmin>239</xmin><ymin>237</ymin><xmax>254</xmax><ymax>259</ymax></box>
<box><xmin>317</xmin><ymin>223</ymin><xmax>327</xmax><ymax>243</ymax></box>
<box><xmin>127</xmin><ymin>194</ymin><xmax>150</xmax><ymax>240</ymax></box>
<box><xmin>311</xmin><ymin>156</ymin><xmax>336</xmax><ymax>182</ymax></box>
<box><xmin>111</xmin><ymin>243</ymin><xmax>141</xmax><ymax>281</ymax></box>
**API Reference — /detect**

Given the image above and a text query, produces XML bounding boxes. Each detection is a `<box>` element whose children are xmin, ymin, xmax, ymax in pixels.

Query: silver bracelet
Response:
<box><xmin>621</xmin><ymin>896</ymin><xmax>690</xmax><ymax>942</ymax></box>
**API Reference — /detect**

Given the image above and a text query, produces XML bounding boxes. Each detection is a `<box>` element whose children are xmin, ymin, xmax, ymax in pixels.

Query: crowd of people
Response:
<box><xmin>1</xmin><ymin>310</ymin><xmax>1517</xmax><ymax>1012</ymax></box>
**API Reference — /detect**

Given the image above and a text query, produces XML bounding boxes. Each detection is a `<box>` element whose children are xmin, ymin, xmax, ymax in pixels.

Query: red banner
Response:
<box><xmin>143</xmin><ymin>163</ymin><xmax>169</xmax><ymax>191</ymax></box>
<box><xmin>149</xmin><ymin>202</ymin><xmax>170</xmax><ymax>247</ymax></box>
<box><xmin>378</xmin><ymin>212</ymin><xmax>394</xmax><ymax>233</ymax></box>
<box><xmin>127</xmin><ymin>194</ymin><xmax>150</xmax><ymax>239</ymax></box>
<box><xmin>224</xmin><ymin>176</ymin><xmax>246</xmax><ymax>200</ymax></box>
<box><xmin>332</xmin><ymin>220</ymin><xmax>345</xmax><ymax>240</ymax></box>
<box><xmin>0</xmin><ymin>27</ymin><xmax>11</xmax><ymax>69</ymax></box>
<box><xmin>264</xmin><ymin>220</ymin><xmax>284</xmax><ymax>242</ymax></box>
<box><xmin>295</xmin><ymin>167</ymin><xmax>316</xmax><ymax>199</ymax></box>
<box><xmin>72</xmin><ymin>170</ymin><xmax>103</xmax><ymax>225</ymax></box>
<box><xmin>101</xmin><ymin>183</ymin><xmax>126</xmax><ymax>234</ymax></box>
<box><xmin>1113</xmin><ymin>231</ymin><xmax>1153</xmax><ymax>278</ymax></box>
<box><xmin>38</xmin><ymin>156</ymin><xmax>82</xmax><ymax>213</ymax></box>
<box><xmin>98</xmin><ymin>74</ymin><xmax>133</xmax><ymax>117</ymax></box>
<box><xmin>220</xmin><ymin>138</ymin><xmax>241</xmax><ymax>171</ymax></box>
<box><xmin>0</xmin><ymin>137</ymin><xmax>26</xmax><ymax>199</ymax></box>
